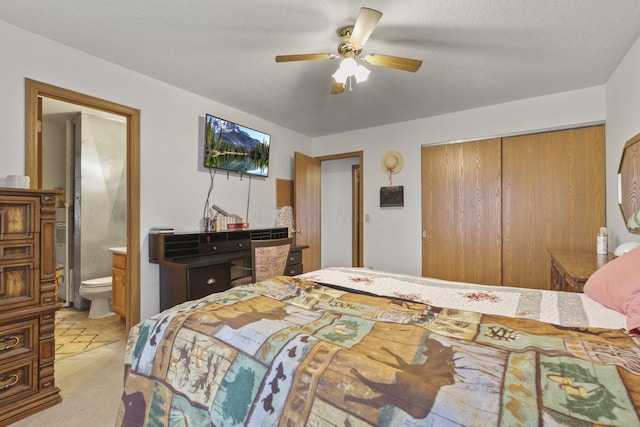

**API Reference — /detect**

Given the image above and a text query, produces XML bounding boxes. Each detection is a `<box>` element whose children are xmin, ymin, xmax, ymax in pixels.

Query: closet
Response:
<box><xmin>421</xmin><ymin>125</ymin><xmax>605</xmax><ymax>290</ymax></box>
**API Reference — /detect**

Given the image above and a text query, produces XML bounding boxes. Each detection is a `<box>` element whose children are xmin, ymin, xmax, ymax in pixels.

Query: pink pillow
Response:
<box><xmin>583</xmin><ymin>246</ymin><xmax>640</xmax><ymax>330</ymax></box>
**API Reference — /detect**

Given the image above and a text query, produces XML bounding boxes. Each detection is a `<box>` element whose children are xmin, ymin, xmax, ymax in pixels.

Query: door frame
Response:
<box><xmin>352</xmin><ymin>164</ymin><xmax>362</xmax><ymax>266</ymax></box>
<box><xmin>25</xmin><ymin>79</ymin><xmax>140</xmax><ymax>331</ymax></box>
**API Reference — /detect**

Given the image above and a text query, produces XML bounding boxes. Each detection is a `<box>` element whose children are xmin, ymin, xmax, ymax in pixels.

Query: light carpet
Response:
<box><xmin>11</xmin><ymin>340</ymin><xmax>126</xmax><ymax>427</ymax></box>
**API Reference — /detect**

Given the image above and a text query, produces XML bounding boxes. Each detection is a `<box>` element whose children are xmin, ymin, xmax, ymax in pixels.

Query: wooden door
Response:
<box><xmin>294</xmin><ymin>152</ymin><xmax>321</xmax><ymax>272</ymax></box>
<box><xmin>421</xmin><ymin>138</ymin><xmax>502</xmax><ymax>285</ymax></box>
<box><xmin>502</xmin><ymin>126</ymin><xmax>605</xmax><ymax>289</ymax></box>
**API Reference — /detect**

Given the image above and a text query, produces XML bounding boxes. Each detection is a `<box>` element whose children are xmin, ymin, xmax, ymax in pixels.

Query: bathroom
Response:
<box><xmin>42</xmin><ymin>97</ymin><xmax>127</xmax><ymax>336</ymax></box>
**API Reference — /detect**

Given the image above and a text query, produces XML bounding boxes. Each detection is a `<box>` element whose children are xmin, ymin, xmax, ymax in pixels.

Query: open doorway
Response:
<box><xmin>294</xmin><ymin>151</ymin><xmax>363</xmax><ymax>271</ymax></box>
<box><xmin>41</xmin><ymin>98</ymin><xmax>127</xmax><ymax>311</ymax></box>
<box><xmin>320</xmin><ymin>157</ymin><xmax>362</xmax><ymax>268</ymax></box>
<box><xmin>25</xmin><ymin>79</ymin><xmax>140</xmax><ymax>331</ymax></box>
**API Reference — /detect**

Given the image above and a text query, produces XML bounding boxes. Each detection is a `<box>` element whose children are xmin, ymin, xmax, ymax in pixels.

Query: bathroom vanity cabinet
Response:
<box><xmin>111</xmin><ymin>249</ymin><xmax>126</xmax><ymax>319</ymax></box>
<box><xmin>0</xmin><ymin>188</ymin><xmax>62</xmax><ymax>424</ymax></box>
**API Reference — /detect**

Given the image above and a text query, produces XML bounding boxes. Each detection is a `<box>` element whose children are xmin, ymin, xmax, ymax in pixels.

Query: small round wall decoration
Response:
<box><xmin>381</xmin><ymin>150</ymin><xmax>403</xmax><ymax>184</ymax></box>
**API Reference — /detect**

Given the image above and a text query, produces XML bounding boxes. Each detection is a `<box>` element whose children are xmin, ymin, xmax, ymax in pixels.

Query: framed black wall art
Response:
<box><xmin>380</xmin><ymin>185</ymin><xmax>404</xmax><ymax>207</ymax></box>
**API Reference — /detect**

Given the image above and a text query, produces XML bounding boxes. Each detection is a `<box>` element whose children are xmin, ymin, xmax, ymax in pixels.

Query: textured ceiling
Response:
<box><xmin>2</xmin><ymin>0</ymin><xmax>640</xmax><ymax>137</ymax></box>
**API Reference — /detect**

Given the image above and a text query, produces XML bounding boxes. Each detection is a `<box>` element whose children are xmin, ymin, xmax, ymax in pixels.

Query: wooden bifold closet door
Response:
<box><xmin>421</xmin><ymin>126</ymin><xmax>605</xmax><ymax>290</ymax></box>
<box><xmin>421</xmin><ymin>138</ymin><xmax>503</xmax><ymax>286</ymax></box>
<box><xmin>501</xmin><ymin>126</ymin><xmax>605</xmax><ymax>289</ymax></box>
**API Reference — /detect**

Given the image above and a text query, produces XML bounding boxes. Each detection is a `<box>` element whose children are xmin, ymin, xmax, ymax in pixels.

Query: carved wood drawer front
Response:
<box><xmin>0</xmin><ymin>318</ymin><xmax>37</xmax><ymax>362</ymax></box>
<box><xmin>0</xmin><ymin>197</ymin><xmax>37</xmax><ymax>240</ymax></box>
<box><xmin>0</xmin><ymin>262</ymin><xmax>38</xmax><ymax>309</ymax></box>
<box><xmin>40</xmin><ymin>283</ymin><xmax>57</xmax><ymax>307</ymax></box>
<box><xmin>0</xmin><ymin>241</ymin><xmax>37</xmax><ymax>263</ymax></box>
<box><xmin>0</xmin><ymin>356</ymin><xmax>37</xmax><ymax>405</ymax></box>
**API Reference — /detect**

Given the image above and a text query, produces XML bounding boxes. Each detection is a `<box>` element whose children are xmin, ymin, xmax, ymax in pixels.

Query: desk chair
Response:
<box><xmin>231</xmin><ymin>237</ymin><xmax>294</xmax><ymax>286</ymax></box>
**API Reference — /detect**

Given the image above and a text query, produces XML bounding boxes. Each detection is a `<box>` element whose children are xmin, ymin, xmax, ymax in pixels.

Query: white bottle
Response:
<box><xmin>597</xmin><ymin>227</ymin><xmax>608</xmax><ymax>254</ymax></box>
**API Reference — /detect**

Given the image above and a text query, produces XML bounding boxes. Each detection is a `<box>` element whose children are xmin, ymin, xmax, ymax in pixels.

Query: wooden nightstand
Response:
<box><xmin>549</xmin><ymin>249</ymin><xmax>614</xmax><ymax>292</ymax></box>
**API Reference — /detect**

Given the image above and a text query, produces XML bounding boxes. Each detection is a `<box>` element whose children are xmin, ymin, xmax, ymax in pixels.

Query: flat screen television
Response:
<box><xmin>204</xmin><ymin>113</ymin><xmax>270</xmax><ymax>177</ymax></box>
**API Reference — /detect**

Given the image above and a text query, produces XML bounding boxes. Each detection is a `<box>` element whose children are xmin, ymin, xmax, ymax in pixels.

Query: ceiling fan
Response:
<box><xmin>275</xmin><ymin>7</ymin><xmax>422</xmax><ymax>94</ymax></box>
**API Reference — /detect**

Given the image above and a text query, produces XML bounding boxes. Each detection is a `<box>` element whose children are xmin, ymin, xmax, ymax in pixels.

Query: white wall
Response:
<box><xmin>0</xmin><ymin>21</ymin><xmax>313</xmax><ymax>320</ymax></box>
<box><xmin>313</xmin><ymin>87</ymin><xmax>607</xmax><ymax>276</ymax></box>
<box><xmin>606</xmin><ymin>35</ymin><xmax>640</xmax><ymax>249</ymax></box>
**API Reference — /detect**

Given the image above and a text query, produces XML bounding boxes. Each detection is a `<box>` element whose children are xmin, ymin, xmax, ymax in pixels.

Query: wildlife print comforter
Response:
<box><xmin>116</xmin><ymin>275</ymin><xmax>640</xmax><ymax>426</ymax></box>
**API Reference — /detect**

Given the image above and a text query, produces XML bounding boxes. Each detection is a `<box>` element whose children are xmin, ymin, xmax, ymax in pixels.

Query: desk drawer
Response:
<box><xmin>187</xmin><ymin>264</ymin><xmax>231</xmax><ymax>300</ymax></box>
<box><xmin>285</xmin><ymin>263</ymin><xmax>303</xmax><ymax>276</ymax></box>
<box><xmin>287</xmin><ymin>251</ymin><xmax>302</xmax><ymax>266</ymax></box>
<box><xmin>206</xmin><ymin>240</ymin><xmax>250</xmax><ymax>254</ymax></box>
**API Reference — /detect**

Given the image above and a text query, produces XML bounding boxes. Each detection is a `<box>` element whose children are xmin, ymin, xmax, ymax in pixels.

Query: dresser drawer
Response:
<box><xmin>0</xmin><ymin>197</ymin><xmax>38</xmax><ymax>239</ymax></box>
<box><xmin>0</xmin><ymin>357</ymin><xmax>37</xmax><ymax>405</ymax></box>
<box><xmin>0</xmin><ymin>241</ymin><xmax>37</xmax><ymax>263</ymax></box>
<box><xmin>0</xmin><ymin>318</ymin><xmax>37</xmax><ymax>363</ymax></box>
<box><xmin>0</xmin><ymin>262</ymin><xmax>38</xmax><ymax>309</ymax></box>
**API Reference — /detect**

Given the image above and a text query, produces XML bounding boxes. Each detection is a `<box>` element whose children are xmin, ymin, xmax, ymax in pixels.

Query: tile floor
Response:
<box><xmin>55</xmin><ymin>307</ymin><xmax>127</xmax><ymax>359</ymax></box>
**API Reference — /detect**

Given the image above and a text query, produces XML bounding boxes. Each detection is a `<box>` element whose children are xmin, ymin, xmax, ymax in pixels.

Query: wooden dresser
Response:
<box><xmin>0</xmin><ymin>188</ymin><xmax>62</xmax><ymax>424</ymax></box>
<box><xmin>550</xmin><ymin>249</ymin><xmax>614</xmax><ymax>293</ymax></box>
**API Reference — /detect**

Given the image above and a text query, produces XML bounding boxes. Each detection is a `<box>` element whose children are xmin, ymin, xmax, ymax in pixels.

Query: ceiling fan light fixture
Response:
<box><xmin>276</xmin><ymin>7</ymin><xmax>421</xmax><ymax>95</ymax></box>
<box><xmin>354</xmin><ymin>62</ymin><xmax>370</xmax><ymax>83</ymax></box>
<box><xmin>332</xmin><ymin>57</ymin><xmax>370</xmax><ymax>85</ymax></box>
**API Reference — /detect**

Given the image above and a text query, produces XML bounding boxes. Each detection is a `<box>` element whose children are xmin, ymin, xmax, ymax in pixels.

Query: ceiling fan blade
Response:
<box><xmin>363</xmin><ymin>54</ymin><xmax>423</xmax><ymax>72</ymax></box>
<box><xmin>330</xmin><ymin>82</ymin><xmax>345</xmax><ymax>94</ymax></box>
<box><xmin>276</xmin><ymin>53</ymin><xmax>337</xmax><ymax>62</ymax></box>
<box><xmin>349</xmin><ymin>7</ymin><xmax>382</xmax><ymax>49</ymax></box>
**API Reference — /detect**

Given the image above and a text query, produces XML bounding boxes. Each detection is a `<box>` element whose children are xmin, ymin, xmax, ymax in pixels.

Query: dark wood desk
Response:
<box><xmin>149</xmin><ymin>228</ymin><xmax>308</xmax><ymax>310</ymax></box>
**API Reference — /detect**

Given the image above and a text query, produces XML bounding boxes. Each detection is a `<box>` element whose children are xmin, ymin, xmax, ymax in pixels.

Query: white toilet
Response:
<box><xmin>79</xmin><ymin>276</ymin><xmax>114</xmax><ymax>319</ymax></box>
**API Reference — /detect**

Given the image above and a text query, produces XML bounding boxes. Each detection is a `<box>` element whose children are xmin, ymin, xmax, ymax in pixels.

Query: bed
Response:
<box><xmin>116</xmin><ymin>265</ymin><xmax>640</xmax><ymax>426</ymax></box>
